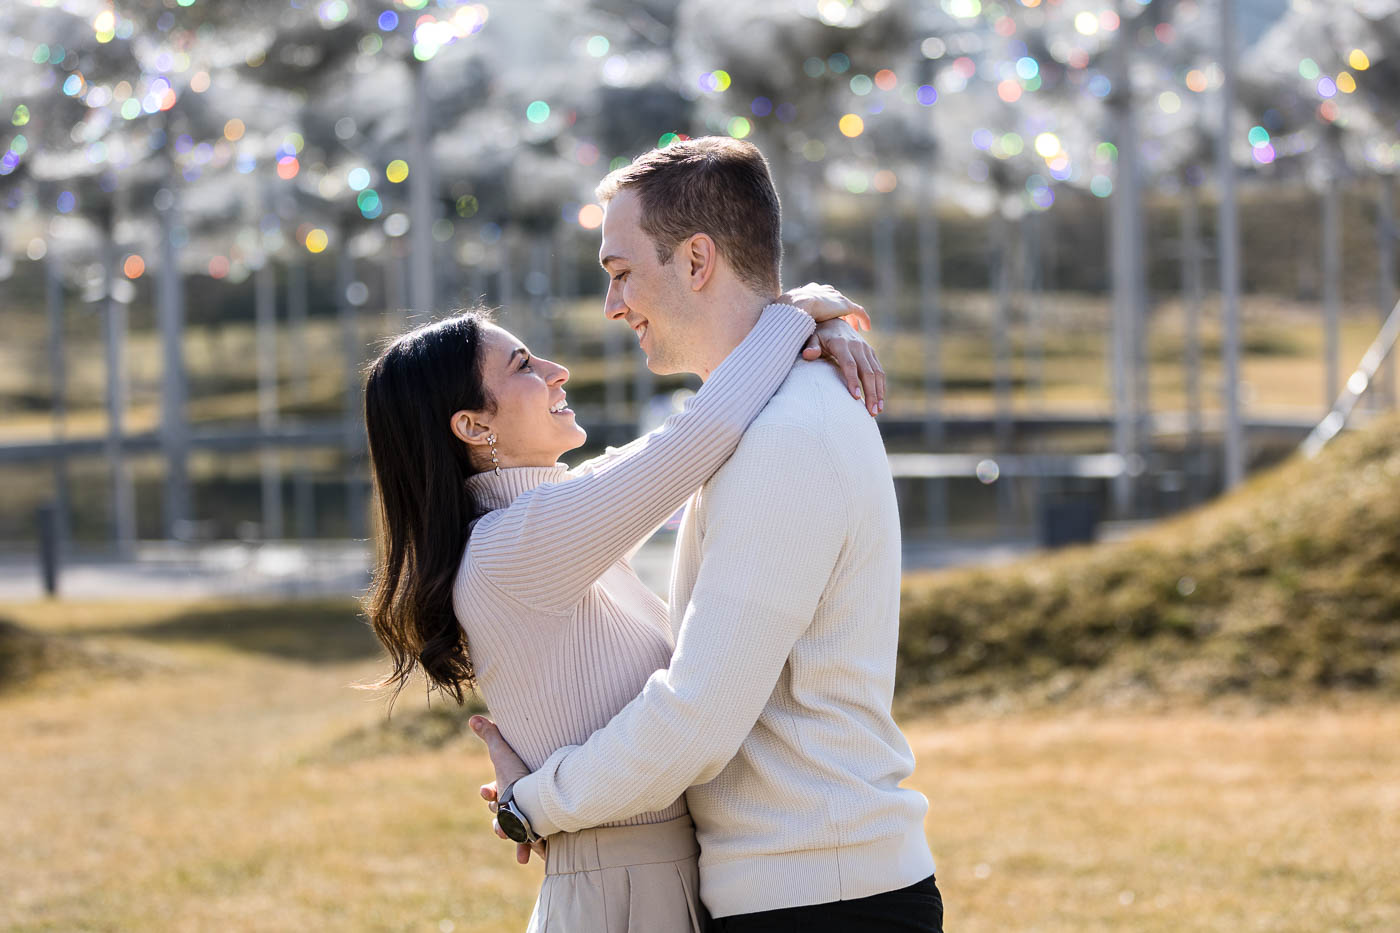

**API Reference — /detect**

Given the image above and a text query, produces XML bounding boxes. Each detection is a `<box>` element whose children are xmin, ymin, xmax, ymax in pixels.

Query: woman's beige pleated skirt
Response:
<box><xmin>526</xmin><ymin>814</ymin><xmax>708</xmax><ymax>933</ymax></box>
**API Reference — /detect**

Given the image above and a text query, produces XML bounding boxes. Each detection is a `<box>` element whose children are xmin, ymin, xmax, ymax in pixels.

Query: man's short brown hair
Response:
<box><xmin>596</xmin><ymin>137</ymin><xmax>782</xmax><ymax>295</ymax></box>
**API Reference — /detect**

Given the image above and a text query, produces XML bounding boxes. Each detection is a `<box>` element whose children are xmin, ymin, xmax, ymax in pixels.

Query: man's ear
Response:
<box><xmin>682</xmin><ymin>233</ymin><xmax>718</xmax><ymax>293</ymax></box>
<box><xmin>449</xmin><ymin>409</ymin><xmax>492</xmax><ymax>448</ymax></box>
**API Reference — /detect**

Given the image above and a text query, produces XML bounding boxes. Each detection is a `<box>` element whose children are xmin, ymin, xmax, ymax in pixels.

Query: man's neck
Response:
<box><xmin>694</xmin><ymin>286</ymin><xmax>779</xmax><ymax>382</ymax></box>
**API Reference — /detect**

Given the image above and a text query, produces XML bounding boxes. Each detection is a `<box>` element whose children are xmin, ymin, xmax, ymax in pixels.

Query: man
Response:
<box><xmin>471</xmin><ymin>137</ymin><xmax>942</xmax><ymax>931</ymax></box>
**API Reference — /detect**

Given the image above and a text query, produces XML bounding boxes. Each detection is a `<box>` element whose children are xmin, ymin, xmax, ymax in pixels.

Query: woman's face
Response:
<box><xmin>470</xmin><ymin>324</ymin><xmax>587</xmax><ymax>467</ymax></box>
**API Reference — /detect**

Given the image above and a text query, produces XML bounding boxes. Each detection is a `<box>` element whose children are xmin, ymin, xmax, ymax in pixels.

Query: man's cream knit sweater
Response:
<box><xmin>513</xmin><ymin>331</ymin><xmax>935</xmax><ymax>917</ymax></box>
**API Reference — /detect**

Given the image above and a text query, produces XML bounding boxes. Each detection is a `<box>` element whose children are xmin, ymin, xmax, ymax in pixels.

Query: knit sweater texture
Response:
<box><xmin>512</xmin><ymin>324</ymin><xmax>935</xmax><ymax>917</ymax></box>
<box><xmin>453</xmin><ymin>303</ymin><xmax>815</xmax><ymax>832</ymax></box>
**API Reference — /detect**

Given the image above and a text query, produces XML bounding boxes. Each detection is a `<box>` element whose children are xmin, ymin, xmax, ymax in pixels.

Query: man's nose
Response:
<box><xmin>604</xmin><ymin>281</ymin><xmax>627</xmax><ymax>320</ymax></box>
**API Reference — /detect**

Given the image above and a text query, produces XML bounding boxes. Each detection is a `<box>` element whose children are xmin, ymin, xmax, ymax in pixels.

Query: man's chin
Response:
<box><xmin>644</xmin><ymin>354</ymin><xmax>683</xmax><ymax>376</ymax></box>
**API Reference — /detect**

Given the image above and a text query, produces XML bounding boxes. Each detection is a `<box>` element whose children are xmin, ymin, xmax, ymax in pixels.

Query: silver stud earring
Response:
<box><xmin>487</xmin><ymin>433</ymin><xmax>501</xmax><ymax>476</ymax></box>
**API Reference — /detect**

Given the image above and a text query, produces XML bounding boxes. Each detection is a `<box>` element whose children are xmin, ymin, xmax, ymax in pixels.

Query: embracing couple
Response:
<box><xmin>362</xmin><ymin>137</ymin><xmax>942</xmax><ymax>932</ymax></box>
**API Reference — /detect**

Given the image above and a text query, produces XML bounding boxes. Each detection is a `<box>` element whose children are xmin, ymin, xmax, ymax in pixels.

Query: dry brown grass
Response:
<box><xmin>907</xmin><ymin>708</ymin><xmax>1399</xmax><ymax>932</ymax></box>
<box><xmin>3</xmin><ymin>599</ymin><xmax>1398</xmax><ymax>931</ymax></box>
<box><xmin>898</xmin><ymin>410</ymin><xmax>1400</xmax><ymax>713</ymax></box>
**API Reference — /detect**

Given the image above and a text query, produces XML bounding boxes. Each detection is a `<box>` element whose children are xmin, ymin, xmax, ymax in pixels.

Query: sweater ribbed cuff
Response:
<box><xmin>512</xmin><ymin>764</ymin><xmax>564</xmax><ymax>838</ymax></box>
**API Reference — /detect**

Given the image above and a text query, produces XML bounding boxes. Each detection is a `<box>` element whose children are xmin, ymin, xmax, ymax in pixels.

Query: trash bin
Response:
<box><xmin>1038</xmin><ymin>499</ymin><xmax>1099</xmax><ymax>549</ymax></box>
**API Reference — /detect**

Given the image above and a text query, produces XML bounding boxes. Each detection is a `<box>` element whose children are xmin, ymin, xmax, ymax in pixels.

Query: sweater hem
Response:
<box><xmin>701</xmin><ymin>823</ymin><xmax>935</xmax><ymax>918</ymax></box>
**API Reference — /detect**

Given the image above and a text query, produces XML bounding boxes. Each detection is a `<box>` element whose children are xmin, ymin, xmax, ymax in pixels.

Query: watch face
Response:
<box><xmin>497</xmin><ymin>806</ymin><xmax>530</xmax><ymax>844</ymax></box>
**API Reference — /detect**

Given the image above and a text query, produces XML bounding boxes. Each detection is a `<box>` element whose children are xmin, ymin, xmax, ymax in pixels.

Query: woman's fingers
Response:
<box><xmin>859</xmin><ymin>343</ymin><xmax>883</xmax><ymax>415</ymax></box>
<box><xmin>516</xmin><ymin>843</ymin><xmax>532</xmax><ymax>865</ymax></box>
<box><xmin>841</xmin><ymin>307</ymin><xmax>872</xmax><ymax>332</ymax></box>
<box><xmin>870</xmin><ymin>345</ymin><xmax>886</xmax><ymax>414</ymax></box>
<box><xmin>862</xmin><ymin>343</ymin><xmax>884</xmax><ymax>411</ymax></box>
<box><xmin>834</xmin><ymin>341</ymin><xmax>861</xmax><ymax>399</ymax></box>
<box><xmin>493</xmin><ymin>818</ymin><xmax>508</xmax><ymax>840</ymax></box>
<box><xmin>781</xmin><ymin>283</ymin><xmax>871</xmax><ymax>330</ymax></box>
<box><xmin>801</xmin><ymin>334</ymin><xmax>822</xmax><ymax>360</ymax></box>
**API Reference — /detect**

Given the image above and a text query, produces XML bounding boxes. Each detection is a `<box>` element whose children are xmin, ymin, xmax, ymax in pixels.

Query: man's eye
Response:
<box><xmin>520</xmin><ymin>357</ymin><xmax>532</xmax><ymax>370</ymax></box>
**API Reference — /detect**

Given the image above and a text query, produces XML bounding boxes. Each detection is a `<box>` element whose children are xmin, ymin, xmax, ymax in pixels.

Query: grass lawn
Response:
<box><xmin>3</xmin><ymin>599</ymin><xmax>1397</xmax><ymax>932</ymax></box>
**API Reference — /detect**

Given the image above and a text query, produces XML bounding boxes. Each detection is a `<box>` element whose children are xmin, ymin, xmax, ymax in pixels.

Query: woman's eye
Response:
<box><xmin>612</xmin><ymin>271</ymin><xmax>628</xmax><ymax>282</ymax></box>
<box><xmin>520</xmin><ymin>357</ymin><xmax>532</xmax><ymax>370</ymax></box>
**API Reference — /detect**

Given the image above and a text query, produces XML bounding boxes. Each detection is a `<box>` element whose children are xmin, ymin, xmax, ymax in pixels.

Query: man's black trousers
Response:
<box><xmin>711</xmin><ymin>873</ymin><xmax>943</xmax><ymax>933</ymax></box>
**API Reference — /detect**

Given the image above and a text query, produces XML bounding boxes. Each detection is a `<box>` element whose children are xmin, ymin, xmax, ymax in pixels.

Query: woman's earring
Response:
<box><xmin>487</xmin><ymin>434</ymin><xmax>501</xmax><ymax>476</ymax></box>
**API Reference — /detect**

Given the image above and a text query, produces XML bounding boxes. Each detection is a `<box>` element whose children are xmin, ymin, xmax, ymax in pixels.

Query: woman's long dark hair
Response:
<box><xmin>362</xmin><ymin>309</ymin><xmax>492</xmax><ymax>707</ymax></box>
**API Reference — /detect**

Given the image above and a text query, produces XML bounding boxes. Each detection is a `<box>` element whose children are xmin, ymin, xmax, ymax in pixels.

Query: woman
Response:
<box><xmin>362</xmin><ymin>290</ymin><xmax>881</xmax><ymax>932</ymax></box>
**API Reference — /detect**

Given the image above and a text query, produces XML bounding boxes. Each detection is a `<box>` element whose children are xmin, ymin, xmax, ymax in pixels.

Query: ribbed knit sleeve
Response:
<box><xmin>466</xmin><ymin>303</ymin><xmax>814</xmax><ymax>614</ymax></box>
<box><xmin>565</xmin><ymin>435</ymin><xmax>650</xmax><ymax>480</ymax></box>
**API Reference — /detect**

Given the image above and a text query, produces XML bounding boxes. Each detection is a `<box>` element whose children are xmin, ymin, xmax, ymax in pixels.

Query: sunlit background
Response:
<box><xmin>3</xmin><ymin>3</ymin><xmax>1400</xmax><ymax>931</ymax></box>
<box><xmin>1</xmin><ymin>0</ymin><xmax>1397</xmax><ymax>599</ymax></box>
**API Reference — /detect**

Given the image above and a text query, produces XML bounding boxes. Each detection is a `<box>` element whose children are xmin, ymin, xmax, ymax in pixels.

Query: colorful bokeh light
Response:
<box><xmin>578</xmin><ymin>204</ymin><xmax>604</xmax><ymax>229</ymax></box>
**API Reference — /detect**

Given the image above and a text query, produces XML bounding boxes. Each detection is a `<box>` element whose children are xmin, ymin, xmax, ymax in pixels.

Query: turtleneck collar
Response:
<box><xmin>465</xmin><ymin>463</ymin><xmax>572</xmax><ymax>513</ymax></box>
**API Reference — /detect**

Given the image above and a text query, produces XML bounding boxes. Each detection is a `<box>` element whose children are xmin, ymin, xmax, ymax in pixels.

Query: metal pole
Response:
<box><xmin>1023</xmin><ymin>210</ymin><xmax>1049</xmax><ymax>536</ymax></box>
<box><xmin>874</xmin><ymin>196</ymin><xmax>898</xmax><ymax>334</ymax></box>
<box><xmin>556</xmin><ymin>226</ymin><xmax>580</xmax><ymax>362</ymax></box>
<box><xmin>634</xmin><ymin>333</ymin><xmax>655</xmax><ymax>433</ymax></box>
<box><xmin>1378</xmin><ymin>175</ymin><xmax>1395</xmax><ymax>409</ymax></box>
<box><xmin>917</xmin><ymin>164</ymin><xmax>946</xmax><ymax>531</ymax></box>
<box><xmin>1322</xmin><ymin>146</ymin><xmax>1342</xmax><ymax>409</ymax></box>
<box><xmin>37</xmin><ymin>503</ymin><xmax>59</xmax><ymax>597</ymax></box>
<box><xmin>288</xmin><ymin>260</ymin><xmax>315</xmax><ymax>538</ymax></box>
<box><xmin>1181</xmin><ymin>180</ymin><xmax>1205</xmax><ymax>501</ymax></box>
<box><xmin>1024</xmin><ymin>211</ymin><xmax>1046</xmax><ymax>409</ymax></box>
<box><xmin>408</xmin><ymin>57</ymin><xmax>436</xmax><ymax>315</ymax></box>
<box><xmin>102</xmin><ymin>221</ymin><xmax>136</xmax><ymax>556</ymax></box>
<box><xmin>337</xmin><ymin>242</ymin><xmax>367</xmax><ymax>539</ymax></box>
<box><xmin>604</xmin><ymin>314</ymin><xmax>627</xmax><ymax>424</ymax></box>
<box><xmin>529</xmin><ymin>234</ymin><xmax>554</xmax><ymax>359</ymax></box>
<box><xmin>384</xmin><ymin>239</ymin><xmax>408</xmax><ymax>324</ymax></box>
<box><xmin>798</xmin><ymin>170</ymin><xmax>825</xmax><ymax>283</ymax></box>
<box><xmin>1301</xmin><ymin>296</ymin><xmax>1400</xmax><ymax>458</ymax></box>
<box><xmin>44</xmin><ymin>249</ymin><xmax>71</xmax><ymax>554</ymax></box>
<box><xmin>156</xmin><ymin>187</ymin><xmax>190</xmax><ymax>539</ymax></box>
<box><xmin>255</xmin><ymin>257</ymin><xmax>282</xmax><ymax>539</ymax></box>
<box><xmin>497</xmin><ymin>231</ymin><xmax>513</xmax><ymax>316</ymax></box>
<box><xmin>993</xmin><ymin>214</ymin><xmax>1014</xmax><ymax>451</ymax></box>
<box><xmin>993</xmin><ymin>213</ymin><xmax>1015</xmax><ymax>530</ymax></box>
<box><xmin>1108</xmin><ymin>0</ymin><xmax>1140</xmax><ymax>513</ymax></box>
<box><xmin>1217</xmin><ymin>0</ymin><xmax>1245</xmax><ymax>489</ymax></box>
<box><xmin>466</xmin><ymin>250</ymin><xmax>486</xmax><ymax>307</ymax></box>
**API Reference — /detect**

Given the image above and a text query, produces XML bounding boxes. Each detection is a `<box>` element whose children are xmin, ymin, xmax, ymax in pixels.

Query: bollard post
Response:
<box><xmin>37</xmin><ymin>503</ymin><xmax>59</xmax><ymax>597</ymax></box>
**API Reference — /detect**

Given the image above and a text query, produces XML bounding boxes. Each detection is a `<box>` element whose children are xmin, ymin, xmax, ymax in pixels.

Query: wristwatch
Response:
<box><xmin>496</xmin><ymin>780</ymin><xmax>541</xmax><ymax>845</ymax></box>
